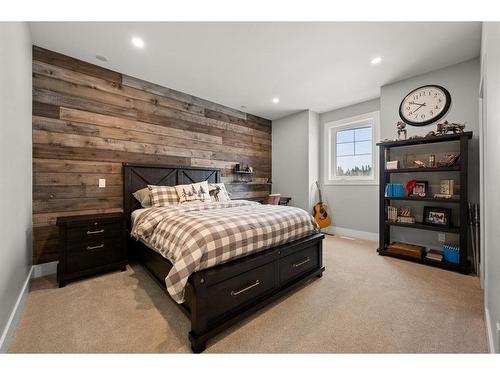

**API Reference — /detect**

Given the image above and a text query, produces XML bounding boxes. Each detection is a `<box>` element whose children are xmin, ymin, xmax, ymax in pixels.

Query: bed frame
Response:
<box><xmin>123</xmin><ymin>163</ymin><xmax>325</xmax><ymax>352</ymax></box>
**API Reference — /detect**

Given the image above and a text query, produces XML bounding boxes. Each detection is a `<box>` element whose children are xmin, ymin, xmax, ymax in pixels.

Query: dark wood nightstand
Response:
<box><xmin>56</xmin><ymin>213</ymin><xmax>128</xmax><ymax>287</ymax></box>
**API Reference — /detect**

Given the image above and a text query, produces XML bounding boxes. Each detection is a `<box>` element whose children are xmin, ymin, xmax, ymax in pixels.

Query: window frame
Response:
<box><xmin>324</xmin><ymin>111</ymin><xmax>380</xmax><ymax>186</ymax></box>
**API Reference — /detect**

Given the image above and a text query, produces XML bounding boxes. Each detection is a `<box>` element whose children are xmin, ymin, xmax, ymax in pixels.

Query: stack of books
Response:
<box><xmin>425</xmin><ymin>249</ymin><xmax>444</xmax><ymax>262</ymax></box>
<box><xmin>387</xmin><ymin>206</ymin><xmax>398</xmax><ymax>222</ymax></box>
<box><xmin>385</xmin><ymin>183</ymin><xmax>405</xmax><ymax>197</ymax></box>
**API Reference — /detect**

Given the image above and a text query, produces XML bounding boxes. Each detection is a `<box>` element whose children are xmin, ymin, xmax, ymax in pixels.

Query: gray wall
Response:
<box><xmin>481</xmin><ymin>22</ymin><xmax>500</xmax><ymax>353</ymax></box>
<box><xmin>272</xmin><ymin>109</ymin><xmax>319</xmax><ymax>213</ymax></box>
<box><xmin>319</xmin><ymin>99</ymin><xmax>380</xmax><ymax>234</ymax></box>
<box><xmin>272</xmin><ymin>110</ymin><xmax>310</xmax><ymax>210</ymax></box>
<box><xmin>0</xmin><ymin>23</ymin><xmax>33</xmax><ymax>350</ymax></box>
<box><xmin>381</xmin><ymin>58</ymin><xmax>480</xmax><ymax>249</ymax></box>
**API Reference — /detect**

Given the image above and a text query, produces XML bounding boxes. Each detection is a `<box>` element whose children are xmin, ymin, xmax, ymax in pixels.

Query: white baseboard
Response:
<box><xmin>485</xmin><ymin>307</ymin><xmax>497</xmax><ymax>353</ymax></box>
<box><xmin>33</xmin><ymin>261</ymin><xmax>58</xmax><ymax>278</ymax></box>
<box><xmin>0</xmin><ymin>266</ymin><xmax>33</xmax><ymax>353</ymax></box>
<box><xmin>325</xmin><ymin>226</ymin><xmax>378</xmax><ymax>242</ymax></box>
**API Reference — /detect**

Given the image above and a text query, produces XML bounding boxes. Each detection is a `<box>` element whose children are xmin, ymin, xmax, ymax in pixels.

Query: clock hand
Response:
<box><xmin>413</xmin><ymin>103</ymin><xmax>426</xmax><ymax>113</ymax></box>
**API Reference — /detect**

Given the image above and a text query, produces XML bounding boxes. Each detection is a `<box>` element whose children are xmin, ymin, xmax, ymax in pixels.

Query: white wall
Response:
<box><xmin>319</xmin><ymin>99</ymin><xmax>380</xmax><ymax>235</ymax></box>
<box><xmin>0</xmin><ymin>23</ymin><xmax>33</xmax><ymax>352</ymax></box>
<box><xmin>481</xmin><ymin>22</ymin><xmax>500</xmax><ymax>353</ymax></box>
<box><xmin>272</xmin><ymin>109</ymin><xmax>319</xmax><ymax>213</ymax></box>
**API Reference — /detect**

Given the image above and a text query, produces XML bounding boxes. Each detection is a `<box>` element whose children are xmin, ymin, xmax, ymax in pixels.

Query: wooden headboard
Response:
<box><xmin>123</xmin><ymin>163</ymin><xmax>220</xmax><ymax>227</ymax></box>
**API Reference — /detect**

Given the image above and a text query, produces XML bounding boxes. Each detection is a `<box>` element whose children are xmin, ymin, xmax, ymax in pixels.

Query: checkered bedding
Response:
<box><xmin>131</xmin><ymin>200</ymin><xmax>319</xmax><ymax>303</ymax></box>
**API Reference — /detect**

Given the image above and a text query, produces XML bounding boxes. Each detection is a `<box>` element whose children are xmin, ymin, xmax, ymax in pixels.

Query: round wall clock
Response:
<box><xmin>399</xmin><ymin>85</ymin><xmax>451</xmax><ymax>126</ymax></box>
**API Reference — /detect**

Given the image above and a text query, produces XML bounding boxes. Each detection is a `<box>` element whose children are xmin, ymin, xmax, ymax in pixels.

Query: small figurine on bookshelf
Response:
<box><xmin>396</xmin><ymin>121</ymin><xmax>407</xmax><ymax>140</ymax></box>
<box><xmin>397</xmin><ymin>207</ymin><xmax>416</xmax><ymax>224</ymax></box>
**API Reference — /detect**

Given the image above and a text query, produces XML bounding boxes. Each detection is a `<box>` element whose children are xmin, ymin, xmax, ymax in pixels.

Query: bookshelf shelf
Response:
<box><xmin>377</xmin><ymin>131</ymin><xmax>472</xmax><ymax>274</ymax></box>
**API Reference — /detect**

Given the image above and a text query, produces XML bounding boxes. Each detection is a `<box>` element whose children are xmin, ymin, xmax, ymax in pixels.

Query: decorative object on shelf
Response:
<box><xmin>428</xmin><ymin>154</ymin><xmax>436</xmax><ymax>168</ymax></box>
<box><xmin>437</xmin><ymin>179</ymin><xmax>454</xmax><ymax>199</ymax></box>
<box><xmin>426</xmin><ymin>121</ymin><xmax>466</xmax><ymax>137</ymax></box>
<box><xmin>388</xmin><ymin>242</ymin><xmax>425</xmax><ymax>259</ymax></box>
<box><xmin>443</xmin><ymin>244</ymin><xmax>460</xmax><ymax>264</ymax></box>
<box><xmin>423</xmin><ymin>206</ymin><xmax>451</xmax><ymax>227</ymax></box>
<box><xmin>403</xmin><ymin>153</ymin><xmax>416</xmax><ymax>168</ymax></box>
<box><xmin>233</xmin><ymin>163</ymin><xmax>255</xmax><ymax>183</ymax></box>
<box><xmin>385</xmin><ymin>183</ymin><xmax>405</xmax><ymax>198</ymax></box>
<box><xmin>413</xmin><ymin>160</ymin><xmax>427</xmax><ymax>168</ymax></box>
<box><xmin>405</xmin><ymin>179</ymin><xmax>417</xmax><ymax>195</ymax></box>
<box><xmin>437</xmin><ymin>153</ymin><xmax>460</xmax><ymax>167</ymax></box>
<box><xmin>387</xmin><ymin>206</ymin><xmax>398</xmax><ymax>222</ymax></box>
<box><xmin>397</xmin><ymin>207</ymin><xmax>415</xmax><ymax>224</ymax></box>
<box><xmin>396</xmin><ymin>121</ymin><xmax>407</xmax><ymax>140</ymax></box>
<box><xmin>410</xmin><ymin>181</ymin><xmax>428</xmax><ymax>198</ymax></box>
<box><xmin>425</xmin><ymin>249</ymin><xmax>444</xmax><ymax>262</ymax></box>
<box><xmin>386</xmin><ymin>160</ymin><xmax>399</xmax><ymax>170</ymax></box>
<box><xmin>399</xmin><ymin>85</ymin><xmax>451</xmax><ymax>126</ymax></box>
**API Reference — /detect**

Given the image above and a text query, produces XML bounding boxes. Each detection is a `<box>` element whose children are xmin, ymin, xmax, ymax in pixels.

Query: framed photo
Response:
<box><xmin>423</xmin><ymin>206</ymin><xmax>451</xmax><ymax>227</ymax></box>
<box><xmin>411</xmin><ymin>181</ymin><xmax>428</xmax><ymax>198</ymax></box>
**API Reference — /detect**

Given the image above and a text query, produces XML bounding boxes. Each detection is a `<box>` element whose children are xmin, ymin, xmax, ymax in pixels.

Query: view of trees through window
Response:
<box><xmin>335</xmin><ymin>126</ymin><xmax>372</xmax><ymax>177</ymax></box>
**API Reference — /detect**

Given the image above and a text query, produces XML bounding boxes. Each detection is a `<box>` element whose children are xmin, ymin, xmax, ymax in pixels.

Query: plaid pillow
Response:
<box><xmin>209</xmin><ymin>183</ymin><xmax>231</xmax><ymax>202</ymax></box>
<box><xmin>175</xmin><ymin>181</ymin><xmax>211</xmax><ymax>203</ymax></box>
<box><xmin>148</xmin><ymin>185</ymin><xmax>179</xmax><ymax>207</ymax></box>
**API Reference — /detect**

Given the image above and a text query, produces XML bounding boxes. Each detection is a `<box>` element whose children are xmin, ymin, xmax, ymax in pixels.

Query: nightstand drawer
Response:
<box><xmin>66</xmin><ymin>240</ymin><xmax>122</xmax><ymax>273</ymax></box>
<box><xmin>67</xmin><ymin>222</ymin><xmax>122</xmax><ymax>242</ymax></box>
<box><xmin>67</xmin><ymin>237</ymin><xmax>122</xmax><ymax>254</ymax></box>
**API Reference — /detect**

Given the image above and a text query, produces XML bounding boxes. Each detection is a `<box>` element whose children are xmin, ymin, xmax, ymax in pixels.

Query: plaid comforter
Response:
<box><xmin>131</xmin><ymin>200</ymin><xmax>319</xmax><ymax>303</ymax></box>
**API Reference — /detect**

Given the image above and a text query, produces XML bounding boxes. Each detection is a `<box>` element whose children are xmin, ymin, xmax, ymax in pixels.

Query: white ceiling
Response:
<box><xmin>29</xmin><ymin>22</ymin><xmax>481</xmax><ymax>120</ymax></box>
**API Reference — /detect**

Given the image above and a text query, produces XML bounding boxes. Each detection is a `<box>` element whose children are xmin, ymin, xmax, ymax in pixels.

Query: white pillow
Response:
<box><xmin>132</xmin><ymin>187</ymin><xmax>152</xmax><ymax>207</ymax></box>
<box><xmin>209</xmin><ymin>183</ymin><xmax>231</xmax><ymax>202</ymax></box>
<box><xmin>175</xmin><ymin>181</ymin><xmax>211</xmax><ymax>203</ymax></box>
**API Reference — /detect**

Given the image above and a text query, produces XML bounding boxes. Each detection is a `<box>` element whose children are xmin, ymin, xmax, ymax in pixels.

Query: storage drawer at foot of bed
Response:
<box><xmin>205</xmin><ymin>262</ymin><xmax>276</xmax><ymax>321</ymax></box>
<box><xmin>278</xmin><ymin>245</ymin><xmax>320</xmax><ymax>284</ymax></box>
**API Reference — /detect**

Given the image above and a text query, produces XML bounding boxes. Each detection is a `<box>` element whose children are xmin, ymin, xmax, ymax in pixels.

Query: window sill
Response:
<box><xmin>324</xmin><ymin>180</ymin><xmax>378</xmax><ymax>186</ymax></box>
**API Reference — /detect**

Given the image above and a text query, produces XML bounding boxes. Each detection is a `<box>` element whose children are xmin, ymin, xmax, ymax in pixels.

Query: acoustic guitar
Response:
<box><xmin>313</xmin><ymin>181</ymin><xmax>331</xmax><ymax>229</ymax></box>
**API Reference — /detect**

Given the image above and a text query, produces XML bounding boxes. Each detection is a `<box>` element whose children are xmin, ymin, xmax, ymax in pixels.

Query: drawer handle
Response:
<box><xmin>230</xmin><ymin>280</ymin><xmax>260</xmax><ymax>296</ymax></box>
<box><xmin>293</xmin><ymin>257</ymin><xmax>311</xmax><ymax>268</ymax></box>
<box><xmin>86</xmin><ymin>244</ymin><xmax>105</xmax><ymax>251</ymax></box>
<box><xmin>87</xmin><ymin>229</ymin><xmax>104</xmax><ymax>235</ymax></box>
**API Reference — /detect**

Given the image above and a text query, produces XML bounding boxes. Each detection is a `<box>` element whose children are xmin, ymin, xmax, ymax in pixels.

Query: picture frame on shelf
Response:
<box><xmin>423</xmin><ymin>206</ymin><xmax>451</xmax><ymax>227</ymax></box>
<box><xmin>410</xmin><ymin>181</ymin><xmax>428</xmax><ymax>198</ymax></box>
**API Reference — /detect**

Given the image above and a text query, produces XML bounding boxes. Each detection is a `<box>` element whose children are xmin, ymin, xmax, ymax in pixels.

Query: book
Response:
<box><xmin>425</xmin><ymin>249</ymin><xmax>443</xmax><ymax>262</ymax></box>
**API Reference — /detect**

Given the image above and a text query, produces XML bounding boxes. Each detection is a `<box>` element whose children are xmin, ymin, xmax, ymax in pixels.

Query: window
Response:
<box><xmin>324</xmin><ymin>111</ymin><xmax>379</xmax><ymax>185</ymax></box>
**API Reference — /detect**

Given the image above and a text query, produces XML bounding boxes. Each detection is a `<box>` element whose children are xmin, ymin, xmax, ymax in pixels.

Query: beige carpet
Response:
<box><xmin>9</xmin><ymin>236</ymin><xmax>487</xmax><ymax>353</ymax></box>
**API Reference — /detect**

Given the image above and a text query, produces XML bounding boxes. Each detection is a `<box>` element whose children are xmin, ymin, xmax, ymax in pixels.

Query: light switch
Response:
<box><xmin>99</xmin><ymin>178</ymin><xmax>106</xmax><ymax>188</ymax></box>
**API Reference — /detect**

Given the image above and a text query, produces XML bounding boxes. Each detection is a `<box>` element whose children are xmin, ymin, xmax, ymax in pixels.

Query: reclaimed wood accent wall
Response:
<box><xmin>32</xmin><ymin>46</ymin><xmax>272</xmax><ymax>264</ymax></box>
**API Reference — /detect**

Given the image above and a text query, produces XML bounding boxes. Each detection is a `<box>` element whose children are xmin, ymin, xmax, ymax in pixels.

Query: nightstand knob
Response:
<box><xmin>200</xmin><ymin>278</ymin><xmax>205</xmax><ymax>284</ymax></box>
<box><xmin>94</xmin><ymin>222</ymin><xmax>98</xmax><ymax>225</ymax></box>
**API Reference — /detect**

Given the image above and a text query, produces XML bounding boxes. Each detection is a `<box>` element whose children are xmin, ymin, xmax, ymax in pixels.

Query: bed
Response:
<box><xmin>123</xmin><ymin>163</ymin><xmax>325</xmax><ymax>352</ymax></box>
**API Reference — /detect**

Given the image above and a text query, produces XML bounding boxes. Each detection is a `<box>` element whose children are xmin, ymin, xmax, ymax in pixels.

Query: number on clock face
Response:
<box><xmin>399</xmin><ymin>85</ymin><xmax>450</xmax><ymax>126</ymax></box>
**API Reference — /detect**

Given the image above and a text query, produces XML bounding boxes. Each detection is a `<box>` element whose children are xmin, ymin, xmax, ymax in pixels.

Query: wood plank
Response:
<box><xmin>59</xmin><ymin>108</ymin><xmax>222</xmax><ymax>145</ymax></box>
<box><xmin>33</xmin><ymin>60</ymin><xmax>206</xmax><ymax>117</ymax></box>
<box><xmin>33</xmin><ymin>158</ymin><xmax>122</xmax><ymax>174</ymax></box>
<box><xmin>34</xmin><ymin>185</ymin><xmax>122</xmax><ymax>200</ymax></box>
<box><xmin>34</xmin><ymin>172</ymin><xmax>122</xmax><ymax>186</ymax></box>
<box><xmin>33</xmin><ymin>101</ymin><xmax>60</xmax><ymax>119</ymax></box>
<box><xmin>33</xmin><ymin>88</ymin><xmax>137</xmax><ymax>119</ymax></box>
<box><xmin>34</xmin><ymin>74</ymin><xmax>135</xmax><ymax>109</ymax></box>
<box><xmin>33</xmin><ymin>46</ymin><xmax>122</xmax><ymax>84</ymax></box>
<box><xmin>34</xmin><ymin>197</ymin><xmax>122</xmax><ymax>213</ymax></box>
<box><xmin>33</xmin><ymin>144</ymin><xmax>191</xmax><ymax>166</ymax></box>
<box><xmin>33</xmin><ymin>208</ymin><xmax>123</xmax><ymax>227</ymax></box>
<box><xmin>33</xmin><ymin>129</ymin><xmax>214</xmax><ymax>160</ymax></box>
<box><xmin>122</xmin><ymin>74</ymin><xmax>248</xmax><ymax>120</ymax></box>
<box><xmin>205</xmin><ymin>109</ymin><xmax>271</xmax><ymax>134</ymax></box>
<box><xmin>38</xmin><ymin>114</ymin><xmax>270</xmax><ymax>160</ymax></box>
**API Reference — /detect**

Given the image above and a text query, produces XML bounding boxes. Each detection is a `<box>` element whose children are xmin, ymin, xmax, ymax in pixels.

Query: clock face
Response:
<box><xmin>399</xmin><ymin>85</ymin><xmax>451</xmax><ymax>126</ymax></box>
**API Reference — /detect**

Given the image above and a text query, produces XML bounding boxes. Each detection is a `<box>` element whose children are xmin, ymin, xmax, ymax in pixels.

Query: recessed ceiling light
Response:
<box><xmin>371</xmin><ymin>56</ymin><xmax>382</xmax><ymax>65</ymax></box>
<box><xmin>272</xmin><ymin>97</ymin><xmax>280</xmax><ymax>104</ymax></box>
<box><xmin>131</xmin><ymin>36</ymin><xmax>145</xmax><ymax>48</ymax></box>
<box><xmin>95</xmin><ymin>55</ymin><xmax>108</xmax><ymax>62</ymax></box>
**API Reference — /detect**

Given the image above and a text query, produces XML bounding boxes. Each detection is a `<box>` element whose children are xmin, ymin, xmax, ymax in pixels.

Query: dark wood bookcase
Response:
<box><xmin>376</xmin><ymin>131</ymin><xmax>473</xmax><ymax>273</ymax></box>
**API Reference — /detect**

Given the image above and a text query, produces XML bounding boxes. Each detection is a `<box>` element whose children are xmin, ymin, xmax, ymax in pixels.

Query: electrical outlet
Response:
<box><xmin>438</xmin><ymin>233</ymin><xmax>446</xmax><ymax>243</ymax></box>
<box><xmin>98</xmin><ymin>178</ymin><xmax>106</xmax><ymax>188</ymax></box>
